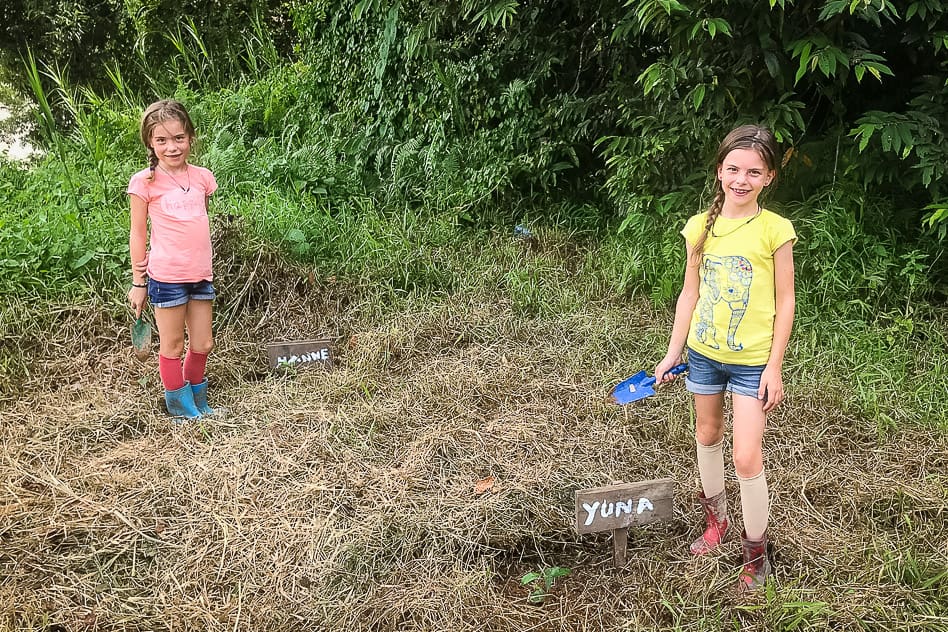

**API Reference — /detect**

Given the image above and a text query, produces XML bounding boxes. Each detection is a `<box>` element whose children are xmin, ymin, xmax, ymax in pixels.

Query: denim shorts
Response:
<box><xmin>685</xmin><ymin>347</ymin><xmax>766</xmax><ymax>399</ymax></box>
<box><xmin>148</xmin><ymin>279</ymin><xmax>215</xmax><ymax>308</ymax></box>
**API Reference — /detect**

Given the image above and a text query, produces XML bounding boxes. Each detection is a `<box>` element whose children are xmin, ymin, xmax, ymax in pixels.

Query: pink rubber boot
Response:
<box><xmin>690</xmin><ymin>490</ymin><xmax>730</xmax><ymax>555</ymax></box>
<box><xmin>738</xmin><ymin>530</ymin><xmax>772</xmax><ymax>592</ymax></box>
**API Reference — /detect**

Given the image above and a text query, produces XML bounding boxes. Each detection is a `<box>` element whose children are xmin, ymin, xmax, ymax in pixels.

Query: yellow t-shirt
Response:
<box><xmin>681</xmin><ymin>209</ymin><xmax>796</xmax><ymax>365</ymax></box>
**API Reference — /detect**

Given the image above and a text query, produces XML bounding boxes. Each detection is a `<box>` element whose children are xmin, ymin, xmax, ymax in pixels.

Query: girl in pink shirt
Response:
<box><xmin>127</xmin><ymin>100</ymin><xmax>220</xmax><ymax>421</ymax></box>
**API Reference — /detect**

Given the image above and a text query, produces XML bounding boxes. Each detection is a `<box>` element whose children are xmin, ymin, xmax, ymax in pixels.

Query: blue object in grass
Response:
<box><xmin>609</xmin><ymin>363</ymin><xmax>688</xmax><ymax>405</ymax></box>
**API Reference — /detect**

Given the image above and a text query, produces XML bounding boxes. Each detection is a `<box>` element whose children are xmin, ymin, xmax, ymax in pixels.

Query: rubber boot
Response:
<box><xmin>190</xmin><ymin>378</ymin><xmax>216</xmax><ymax>416</ymax></box>
<box><xmin>164</xmin><ymin>382</ymin><xmax>202</xmax><ymax>421</ymax></box>
<box><xmin>690</xmin><ymin>490</ymin><xmax>730</xmax><ymax>555</ymax></box>
<box><xmin>738</xmin><ymin>530</ymin><xmax>772</xmax><ymax>592</ymax></box>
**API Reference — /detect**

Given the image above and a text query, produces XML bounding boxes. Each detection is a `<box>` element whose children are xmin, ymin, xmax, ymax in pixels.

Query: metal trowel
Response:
<box><xmin>131</xmin><ymin>317</ymin><xmax>152</xmax><ymax>360</ymax></box>
<box><xmin>609</xmin><ymin>363</ymin><xmax>688</xmax><ymax>405</ymax></box>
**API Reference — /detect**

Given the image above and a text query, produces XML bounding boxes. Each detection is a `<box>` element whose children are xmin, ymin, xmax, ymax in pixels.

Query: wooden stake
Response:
<box><xmin>613</xmin><ymin>527</ymin><xmax>628</xmax><ymax>568</ymax></box>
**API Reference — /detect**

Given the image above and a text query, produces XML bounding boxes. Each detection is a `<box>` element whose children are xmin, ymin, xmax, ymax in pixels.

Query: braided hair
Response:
<box><xmin>691</xmin><ymin>125</ymin><xmax>779</xmax><ymax>263</ymax></box>
<box><xmin>139</xmin><ymin>100</ymin><xmax>196</xmax><ymax>180</ymax></box>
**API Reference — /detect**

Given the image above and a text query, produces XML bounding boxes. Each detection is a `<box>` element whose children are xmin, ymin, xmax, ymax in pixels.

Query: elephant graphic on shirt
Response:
<box><xmin>694</xmin><ymin>254</ymin><xmax>753</xmax><ymax>351</ymax></box>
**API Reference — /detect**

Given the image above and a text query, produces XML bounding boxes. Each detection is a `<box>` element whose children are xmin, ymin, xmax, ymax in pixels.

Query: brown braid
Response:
<box><xmin>690</xmin><ymin>124</ymin><xmax>779</xmax><ymax>264</ymax></box>
<box><xmin>147</xmin><ymin>147</ymin><xmax>159</xmax><ymax>181</ymax></box>
<box><xmin>139</xmin><ymin>99</ymin><xmax>197</xmax><ymax>181</ymax></box>
<box><xmin>691</xmin><ymin>188</ymin><xmax>725</xmax><ymax>263</ymax></box>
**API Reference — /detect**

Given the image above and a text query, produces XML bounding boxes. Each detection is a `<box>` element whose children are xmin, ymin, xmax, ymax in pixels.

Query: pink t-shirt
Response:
<box><xmin>127</xmin><ymin>165</ymin><xmax>218</xmax><ymax>283</ymax></box>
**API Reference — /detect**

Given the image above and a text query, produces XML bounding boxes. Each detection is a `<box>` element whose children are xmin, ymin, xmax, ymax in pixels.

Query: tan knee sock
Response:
<box><xmin>696</xmin><ymin>439</ymin><xmax>726</xmax><ymax>498</ymax></box>
<box><xmin>738</xmin><ymin>469</ymin><xmax>769</xmax><ymax>540</ymax></box>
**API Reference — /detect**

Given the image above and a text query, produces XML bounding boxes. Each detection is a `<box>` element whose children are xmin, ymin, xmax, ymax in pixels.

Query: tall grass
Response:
<box><xmin>22</xmin><ymin>50</ymin><xmax>79</xmax><ymax>209</ymax></box>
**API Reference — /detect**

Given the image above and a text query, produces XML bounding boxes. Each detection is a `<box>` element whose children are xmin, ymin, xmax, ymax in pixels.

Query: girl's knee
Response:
<box><xmin>190</xmin><ymin>339</ymin><xmax>214</xmax><ymax>355</ymax></box>
<box><xmin>160</xmin><ymin>341</ymin><xmax>186</xmax><ymax>358</ymax></box>
<box><xmin>695</xmin><ymin>416</ymin><xmax>724</xmax><ymax>445</ymax></box>
<box><xmin>696</xmin><ymin>428</ymin><xmax>724</xmax><ymax>447</ymax></box>
<box><xmin>733</xmin><ymin>449</ymin><xmax>763</xmax><ymax>478</ymax></box>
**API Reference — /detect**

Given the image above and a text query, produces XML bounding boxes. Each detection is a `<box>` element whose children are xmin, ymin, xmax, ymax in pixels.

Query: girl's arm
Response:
<box><xmin>758</xmin><ymin>240</ymin><xmax>795</xmax><ymax>412</ymax></box>
<box><xmin>655</xmin><ymin>242</ymin><xmax>701</xmax><ymax>384</ymax></box>
<box><xmin>128</xmin><ymin>195</ymin><xmax>149</xmax><ymax>317</ymax></box>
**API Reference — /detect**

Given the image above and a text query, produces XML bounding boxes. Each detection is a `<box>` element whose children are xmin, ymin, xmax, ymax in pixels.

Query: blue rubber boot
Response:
<box><xmin>190</xmin><ymin>378</ymin><xmax>216</xmax><ymax>416</ymax></box>
<box><xmin>164</xmin><ymin>382</ymin><xmax>202</xmax><ymax>421</ymax></box>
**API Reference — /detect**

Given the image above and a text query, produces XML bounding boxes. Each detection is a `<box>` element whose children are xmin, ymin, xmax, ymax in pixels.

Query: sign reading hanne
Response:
<box><xmin>266</xmin><ymin>339</ymin><xmax>332</xmax><ymax>370</ymax></box>
<box><xmin>574</xmin><ymin>478</ymin><xmax>674</xmax><ymax>535</ymax></box>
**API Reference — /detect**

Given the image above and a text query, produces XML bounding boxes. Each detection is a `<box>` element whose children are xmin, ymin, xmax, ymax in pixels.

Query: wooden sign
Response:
<box><xmin>265</xmin><ymin>339</ymin><xmax>332</xmax><ymax>370</ymax></box>
<box><xmin>575</xmin><ymin>478</ymin><xmax>675</xmax><ymax>567</ymax></box>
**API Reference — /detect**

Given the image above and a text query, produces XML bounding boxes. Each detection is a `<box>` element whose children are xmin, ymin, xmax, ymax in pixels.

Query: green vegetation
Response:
<box><xmin>521</xmin><ymin>566</ymin><xmax>571</xmax><ymax>604</ymax></box>
<box><xmin>0</xmin><ymin>1</ymin><xmax>946</xmax><ymax>630</ymax></box>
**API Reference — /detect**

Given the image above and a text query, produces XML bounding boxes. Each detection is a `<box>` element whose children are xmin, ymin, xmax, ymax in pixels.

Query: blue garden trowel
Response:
<box><xmin>609</xmin><ymin>363</ymin><xmax>688</xmax><ymax>405</ymax></box>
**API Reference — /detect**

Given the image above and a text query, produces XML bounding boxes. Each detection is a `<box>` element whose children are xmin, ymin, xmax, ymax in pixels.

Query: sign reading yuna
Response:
<box><xmin>574</xmin><ymin>478</ymin><xmax>675</xmax><ymax>567</ymax></box>
<box><xmin>266</xmin><ymin>339</ymin><xmax>332</xmax><ymax>370</ymax></box>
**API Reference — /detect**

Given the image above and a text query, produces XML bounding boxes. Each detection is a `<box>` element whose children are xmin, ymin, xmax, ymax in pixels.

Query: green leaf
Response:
<box><xmin>866</xmin><ymin>61</ymin><xmax>894</xmax><ymax>80</ymax></box>
<box><xmin>286</xmin><ymin>229</ymin><xmax>306</xmax><ymax>243</ymax></box>
<box><xmin>709</xmin><ymin>18</ymin><xmax>732</xmax><ymax>37</ymax></box>
<box><xmin>72</xmin><ymin>251</ymin><xmax>95</xmax><ymax>269</ymax></box>
<box><xmin>795</xmin><ymin>62</ymin><xmax>808</xmax><ymax>84</ymax></box>
<box><xmin>352</xmin><ymin>0</ymin><xmax>374</xmax><ymax>21</ymax></box>
<box><xmin>693</xmin><ymin>84</ymin><xmax>706</xmax><ymax>110</ymax></box>
<box><xmin>880</xmin><ymin>127</ymin><xmax>895</xmax><ymax>152</ymax></box>
<box><xmin>819</xmin><ymin>0</ymin><xmax>848</xmax><ymax>19</ymax></box>
<box><xmin>856</xmin><ymin>124</ymin><xmax>876</xmax><ymax>151</ymax></box>
<box><xmin>764</xmin><ymin>52</ymin><xmax>781</xmax><ymax>78</ymax></box>
<box><xmin>818</xmin><ymin>52</ymin><xmax>836</xmax><ymax>77</ymax></box>
<box><xmin>799</xmin><ymin>41</ymin><xmax>813</xmax><ymax>67</ymax></box>
<box><xmin>923</xmin><ymin>204</ymin><xmax>948</xmax><ymax>228</ymax></box>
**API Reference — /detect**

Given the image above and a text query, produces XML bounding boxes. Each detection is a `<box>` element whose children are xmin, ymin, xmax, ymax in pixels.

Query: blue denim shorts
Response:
<box><xmin>148</xmin><ymin>279</ymin><xmax>215</xmax><ymax>308</ymax></box>
<box><xmin>685</xmin><ymin>347</ymin><xmax>766</xmax><ymax>399</ymax></box>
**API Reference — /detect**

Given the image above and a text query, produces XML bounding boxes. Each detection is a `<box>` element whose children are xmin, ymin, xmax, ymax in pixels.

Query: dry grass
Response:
<box><xmin>1</xmin><ymin>260</ymin><xmax>946</xmax><ymax>632</ymax></box>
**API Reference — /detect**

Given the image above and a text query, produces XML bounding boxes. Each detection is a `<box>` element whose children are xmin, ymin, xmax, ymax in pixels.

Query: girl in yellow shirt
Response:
<box><xmin>655</xmin><ymin>124</ymin><xmax>796</xmax><ymax>592</ymax></box>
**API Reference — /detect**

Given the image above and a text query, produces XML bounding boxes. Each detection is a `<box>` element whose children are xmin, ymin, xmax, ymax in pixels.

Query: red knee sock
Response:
<box><xmin>183</xmin><ymin>350</ymin><xmax>208</xmax><ymax>386</ymax></box>
<box><xmin>158</xmin><ymin>354</ymin><xmax>186</xmax><ymax>391</ymax></box>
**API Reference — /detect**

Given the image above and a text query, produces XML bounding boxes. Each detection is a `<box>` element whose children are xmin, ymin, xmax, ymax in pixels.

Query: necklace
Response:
<box><xmin>159</xmin><ymin>165</ymin><xmax>190</xmax><ymax>192</ymax></box>
<box><xmin>711</xmin><ymin>206</ymin><xmax>761</xmax><ymax>238</ymax></box>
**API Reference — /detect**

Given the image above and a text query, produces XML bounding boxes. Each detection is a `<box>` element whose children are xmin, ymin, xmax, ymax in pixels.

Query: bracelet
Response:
<box><xmin>131</xmin><ymin>282</ymin><xmax>147</xmax><ymax>288</ymax></box>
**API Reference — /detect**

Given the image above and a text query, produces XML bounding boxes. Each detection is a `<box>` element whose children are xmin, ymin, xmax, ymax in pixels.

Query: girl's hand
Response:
<box><xmin>758</xmin><ymin>364</ymin><xmax>784</xmax><ymax>413</ymax></box>
<box><xmin>128</xmin><ymin>286</ymin><xmax>148</xmax><ymax>319</ymax></box>
<box><xmin>654</xmin><ymin>354</ymin><xmax>684</xmax><ymax>386</ymax></box>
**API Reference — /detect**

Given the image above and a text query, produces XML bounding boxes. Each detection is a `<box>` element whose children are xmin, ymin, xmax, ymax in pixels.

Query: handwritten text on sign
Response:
<box><xmin>265</xmin><ymin>340</ymin><xmax>332</xmax><ymax>370</ymax></box>
<box><xmin>574</xmin><ymin>478</ymin><xmax>674</xmax><ymax>535</ymax></box>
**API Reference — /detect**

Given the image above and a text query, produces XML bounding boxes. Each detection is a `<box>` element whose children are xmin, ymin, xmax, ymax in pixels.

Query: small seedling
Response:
<box><xmin>276</xmin><ymin>360</ymin><xmax>298</xmax><ymax>375</ymax></box>
<box><xmin>520</xmin><ymin>566</ymin><xmax>570</xmax><ymax>604</ymax></box>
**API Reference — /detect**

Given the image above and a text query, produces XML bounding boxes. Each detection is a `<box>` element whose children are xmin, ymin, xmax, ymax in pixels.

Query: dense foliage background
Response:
<box><xmin>2</xmin><ymin>0</ymin><xmax>945</xmax><ymax>282</ymax></box>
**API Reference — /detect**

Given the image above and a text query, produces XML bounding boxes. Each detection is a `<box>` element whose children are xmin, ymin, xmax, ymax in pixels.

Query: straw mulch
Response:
<box><xmin>1</xmin><ymin>264</ymin><xmax>946</xmax><ymax>632</ymax></box>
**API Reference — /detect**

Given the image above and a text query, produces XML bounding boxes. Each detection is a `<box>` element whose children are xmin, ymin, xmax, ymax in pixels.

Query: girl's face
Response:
<box><xmin>149</xmin><ymin>118</ymin><xmax>192</xmax><ymax>171</ymax></box>
<box><xmin>716</xmin><ymin>148</ymin><xmax>774</xmax><ymax>215</ymax></box>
